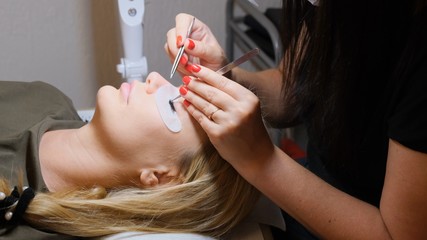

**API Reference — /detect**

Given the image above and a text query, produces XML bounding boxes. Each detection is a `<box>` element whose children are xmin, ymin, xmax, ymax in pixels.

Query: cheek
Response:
<box><xmin>100</xmin><ymin>113</ymin><xmax>163</xmax><ymax>153</ymax></box>
<box><xmin>130</xmin><ymin>97</ymin><xmax>163</xmax><ymax>125</ymax></box>
<box><xmin>124</xmin><ymin>100</ymin><xmax>166</xmax><ymax>139</ymax></box>
<box><xmin>180</xmin><ymin>112</ymin><xmax>208</xmax><ymax>152</ymax></box>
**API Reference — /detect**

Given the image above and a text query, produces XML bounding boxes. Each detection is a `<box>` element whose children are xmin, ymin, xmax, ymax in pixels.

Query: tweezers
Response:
<box><xmin>169</xmin><ymin>48</ymin><xmax>260</xmax><ymax>103</ymax></box>
<box><xmin>215</xmin><ymin>48</ymin><xmax>259</xmax><ymax>75</ymax></box>
<box><xmin>170</xmin><ymin>17</ymin><xmax>196</xmax><ymax>79</ymax></box>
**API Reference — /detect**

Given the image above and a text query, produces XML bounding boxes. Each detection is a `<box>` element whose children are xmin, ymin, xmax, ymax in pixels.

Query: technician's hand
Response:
<box><xmin>165</xmin><ymin>13</ymin><xmax>227</xmax><ymax>77</ymax></box>
<box><xmin>179</xmin><ymin>65</ymin><xmax>275</xmax><ymax>175</ymax></box>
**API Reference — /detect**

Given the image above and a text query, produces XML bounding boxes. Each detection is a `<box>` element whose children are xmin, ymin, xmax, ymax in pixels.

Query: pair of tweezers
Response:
<box><xmin>170</xmin><ymin>17</ymin><xmax>196</xmax><ymax>79</ymax></box>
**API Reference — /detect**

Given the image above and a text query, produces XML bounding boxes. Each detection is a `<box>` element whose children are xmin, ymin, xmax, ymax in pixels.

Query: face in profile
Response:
<box><xmin>90</xmin><ymin>72</ymin><xmax>207</xmax><ymax>187</ymax></box>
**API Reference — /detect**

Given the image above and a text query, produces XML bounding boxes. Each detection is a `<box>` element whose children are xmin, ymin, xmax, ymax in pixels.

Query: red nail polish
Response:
<box><xmin>183</xmin><ymin>99</ymin><xmax>191</xmax><ymax>107</ymax></box>
<box><xmin>185</xmin><ymin>64</ymin><xmax>193</xmax><ymax>73</ymax></box>
<box><xmin>176</xmin><ymin>35</ymin><xmax>183</xmax><ymax>47</ymax></box>
<box><xmin>191</xmin><ymin>64</ymin><xmax>201</xmax><ymax>73</ymax></box>
<box><xmin>187</xmin><ymin>39</ymin><xmax>195</xmax><ymax>50</ymax></box>
<box><xmin>182</xmin><ymin>76</ymin><xmax>191</xmax><ymax>85</ymax></box>
<box><xmin>179</xmin><ymin>86</ymin><xmax>188</xmax><ymax>95</ymax></box>
<box><xmin>179</xmin><ymin>55</ymin><xmax>187</xmax><ymax>65</ymax></box>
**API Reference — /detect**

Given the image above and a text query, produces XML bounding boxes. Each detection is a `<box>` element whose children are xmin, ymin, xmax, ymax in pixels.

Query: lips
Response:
<box><xmin>120</xmin><ymin>80</ymin><xmax>139</xmax><ymax>103</ymax></box>
<box><xmin>120</xmin><ymin>82</ymin><xmax>131</xmax><ymax>103</ymax></box>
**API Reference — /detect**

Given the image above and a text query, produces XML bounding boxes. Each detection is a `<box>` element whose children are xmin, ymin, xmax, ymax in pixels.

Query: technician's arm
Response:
<box><xmin>247</xmin><ymin>139</ymin><xmax>427</xmax><ymax>239</ymax></box>
<box><xmin>181</xmin><ymin>66</ymin><xmax>427</xmax><ymax>239</ymax></box>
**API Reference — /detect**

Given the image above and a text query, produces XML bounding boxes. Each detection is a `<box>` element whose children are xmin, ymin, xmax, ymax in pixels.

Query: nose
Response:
<box><xmin>145</xmin><ymin>72</ymin><xmax>172</xmax><ymax>94</ymax></box>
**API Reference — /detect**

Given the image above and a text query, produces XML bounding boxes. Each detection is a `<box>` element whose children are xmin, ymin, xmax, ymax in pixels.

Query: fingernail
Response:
<box><xmin>187</xmin><ymin>39</ymin><xmax>195</xmax><ymax>50</ymax></box>
<box><xmin>179</xmin><ymin>86</ymin><xmax>188</xmax><ymax>95</ymax></box>
<box><xmin>191</xmin><ymin>64</ymin><xmax>201</xmax><ymax>73</ymax></box>
<box><xmin>185</xmin><ymin>64</ymin><xmax>193</xmax><ymax>73</ymax></box>
<box><xmin>182</xmin><ymin>76</ymin><xmax>191</xmax><ymax>85</ymax></box>
<box><xmin>183</xmin><ymin>99</ymin><xmax>191</xmax><ymax>107</ymax></box>
<box><xmin>176</xmin><ymin>35</ymin><xmax>183</xmax><ymax>47</ymax></box>
<box><xmin>179</xmin><ymin>55</ymin><xmax>187</xmax><ymax>65</ymax></box>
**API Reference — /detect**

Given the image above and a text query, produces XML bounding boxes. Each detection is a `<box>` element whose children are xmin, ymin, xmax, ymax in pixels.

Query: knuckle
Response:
<box><xmin>188</xmin><ymin>107</ymin><xmax>204</xmax><ymax>124</ymax></box>
<box><xmin>166</xmin><ymin>29</ymin><xmax>173</xmax><ymax>37</ymax></box>
<box><xmin>196</xmin><ymin>114</ymin><xmax>204</xmax><ymax>124</ymax></box>
<box><xmin>201</xmin><ymin>104</ymin><xmax>211</xmax><ymax>115</ymax></box>
<box><xmin>227</xmin><ymin>119</ymin><xmax>240</xmax><ymax>131</ymax></box>
<box><xmin>210</xmin><ymin>128</ymin><xmax>224</xmax><ymax>139</ymax></box>
<box><xmin>199</xmin><ymin>44</ymin><xmax>208</xmax><ymax>57</ymax></box>
<box><xmin>218</xmin><ymin>77</ymin><xmax>229</xmax><ymax>90</ymax></box>
<box><xmin>205</xmin><ymin>89</ymin><xmax>215</xmax><ymax>102</ymax></box>
<box><xmin>186</xmin><ymin>105</ymin><xmax>195</xmax><ymax>115</ymax></box>
<box><xmin>245</xmin><ymin>94</ymin><xmax>260</xmax><ymax>109</ymax></box>
<box><xmin>176</xmin><ymin>13</ymin><xmax>185</xmax><ymax>21</ymax></box>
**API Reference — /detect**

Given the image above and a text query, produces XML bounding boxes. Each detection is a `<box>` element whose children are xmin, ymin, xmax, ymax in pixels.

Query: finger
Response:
<box><xmin>164</xmin><ymin>42</ymin><xmax>171</xmax><ymax>62</ymax></box>
<box><xmin>164</xmin><ymin>48</ymin><xmax>190</xmax><ymax>77</ymax></box>
<box><xmin>176</xmin><ymin>61</ymin><xmax>192</xmax><ymax>78</ymax></box>
<box><xmin>182</xmin><ymin>39</ymin><xmax>224</xmax><ymax>69</ymax></box>
<box><xmin>185</xmin><ymin>77</ymin><xmax>234</xmax><ymax>112</ymax></box>
<box><xmin>166</xmin><ymin>28</ymin><xmax>193</xmax><ymax>75</ymax></box>
<box><xmin>181</xmin><ymin>84</ymin><xmax>227</xmax><ymax>119</ymax></box>
<box><xmin>165</xmin><ymin>28</ymin><xmax>179</xmax><ymax>58</ymax></box>
<box><xmin>184</xmin><ymin>99</ymin><xmax>220</xmax><ymax>132</ymax></box>
<box><xmin>175</xmin><ymin>13</ymin><xmax>198</xmax><ymax>47</ymax></box>
<box><xmin>166</xmin><ymin>13</ymin><xmax>198</xmax><ymax>56</ymax></box>
<box><xmin>166</xmin><ymin>28</ymin><xmax>191</xmax><ymax>62</ymax></box>
<box><xmin>190</xmin><ymin>65</ymin><xmax>252</xmax><ymax>102</ymax></box>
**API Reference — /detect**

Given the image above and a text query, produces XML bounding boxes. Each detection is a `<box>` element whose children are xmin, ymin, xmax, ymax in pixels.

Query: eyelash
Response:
<box><xmin>169</xmin><ymin>99</ymin><xmax>176</xmax><ymax>112</ymax></box>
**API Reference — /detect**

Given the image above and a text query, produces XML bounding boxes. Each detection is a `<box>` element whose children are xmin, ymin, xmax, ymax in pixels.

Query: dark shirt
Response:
<box><xmin>0</xmin><ymin>81</ymin><xmax>84</xmax><ymax>239</ymax></box>
<box><xmin>305</xmin><ymin>8</ymin><xmax>427</xmax><ymax>206</ymax></box>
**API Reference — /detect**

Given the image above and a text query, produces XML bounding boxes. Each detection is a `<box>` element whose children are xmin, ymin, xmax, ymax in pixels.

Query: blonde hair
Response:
<box><xmin>1</xmin><ymin>143</ymin><xmax>259</xmax><ymax>238</ymax></box>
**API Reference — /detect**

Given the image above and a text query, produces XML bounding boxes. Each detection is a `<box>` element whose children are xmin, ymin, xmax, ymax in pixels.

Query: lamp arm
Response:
<box><xmin>116</xmin><ymin>0</ymin><xmax>148</xmax><ymax>82</ymax></box>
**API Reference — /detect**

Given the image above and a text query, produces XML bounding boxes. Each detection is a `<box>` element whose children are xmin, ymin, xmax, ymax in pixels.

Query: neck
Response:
<box><xmin>39</xmin><ymin>124</ymin><xmax>136</xmax><ymax>191</ymax></box>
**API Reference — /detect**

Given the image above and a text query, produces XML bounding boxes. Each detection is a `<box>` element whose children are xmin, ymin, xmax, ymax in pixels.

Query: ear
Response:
<box><xmin>139</xmin><ymin>169</ymin><xmax>159</xmax><ymax>188</ymax></box>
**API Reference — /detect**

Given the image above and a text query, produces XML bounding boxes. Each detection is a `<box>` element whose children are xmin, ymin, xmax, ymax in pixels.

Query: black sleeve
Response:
<box><xmin>388</xmin><ymin>12</ymin><xmax>427</xmax><ymax>153</ymax></box>
<box><xmin>388</xmin><ymin>57</ymin><xmax>427</xmax><ymax>153</ymax></box>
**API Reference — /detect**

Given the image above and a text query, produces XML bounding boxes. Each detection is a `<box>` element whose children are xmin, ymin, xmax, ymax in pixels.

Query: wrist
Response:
<box><xmin>235</xmin><ymin>143</ymin><xmax>279</xmax><ymax>184</ymax></box>
<box><xmin>244</xmin><ymin>146</ymin><xmax>288</xmax><ymax>189</ymax></box>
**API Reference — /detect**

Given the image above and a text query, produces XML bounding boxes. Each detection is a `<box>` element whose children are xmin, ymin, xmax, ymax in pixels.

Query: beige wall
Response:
<box><xmin>0</xmin><ymin>0</ymin><xmax>281</xmax><ymax>109</ymax></box>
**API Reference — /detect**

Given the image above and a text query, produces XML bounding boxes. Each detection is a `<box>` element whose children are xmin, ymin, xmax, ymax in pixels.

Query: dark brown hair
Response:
<box><xmin>280</xmin><ymin>0</ymin><xmax>426</xmax><ymax>181</ymax></box>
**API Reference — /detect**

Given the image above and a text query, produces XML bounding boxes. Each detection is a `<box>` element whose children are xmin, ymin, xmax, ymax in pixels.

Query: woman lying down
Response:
<box><xmin>0</xmin><ymin>72</ymin><xmax>259</xmax><ymax>239</ymax></box>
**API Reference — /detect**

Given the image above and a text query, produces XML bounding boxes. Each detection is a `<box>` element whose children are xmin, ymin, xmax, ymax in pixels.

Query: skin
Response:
<box><xmin>165</xmin><ymin>13</ymin><xmax>427</xmax><ymax>239</ymax></box>
<box><xmin>39</xmin><ymin>72</ymin><xmax>207</xmax><ymax>192</ymax></box>
<box><xmin>165</xmin><ymin>14</ymin><xmax>228</xmax><ymax>77</ymax></box>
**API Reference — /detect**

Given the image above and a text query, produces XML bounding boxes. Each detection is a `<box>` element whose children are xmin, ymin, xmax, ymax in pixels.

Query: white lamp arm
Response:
<box><xmin>116</xmin><ymin>0</ymin><xmax>148</xmax><ymax>82</ymax></box>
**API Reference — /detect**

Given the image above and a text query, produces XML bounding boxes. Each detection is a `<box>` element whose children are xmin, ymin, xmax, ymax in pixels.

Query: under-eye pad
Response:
<box><xmin>155</xmin><ymin>85</ymin><xmax>182</xmax><ymax>133</ymax></box>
